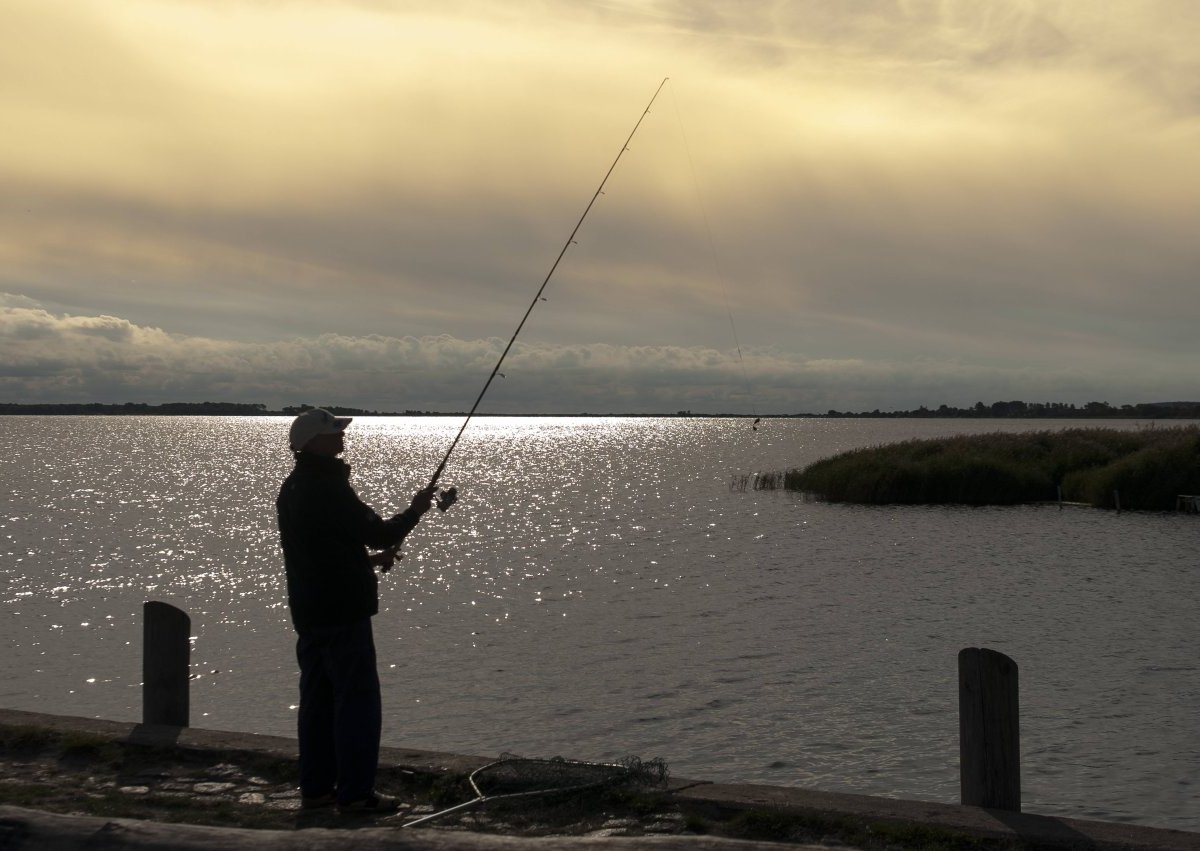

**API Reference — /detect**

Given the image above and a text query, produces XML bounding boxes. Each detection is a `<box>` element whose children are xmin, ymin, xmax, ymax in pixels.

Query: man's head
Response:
<box><xmin>288</xmin><ymin>408</ymin><xmax>352</xmax><ymax>454</ymax></box>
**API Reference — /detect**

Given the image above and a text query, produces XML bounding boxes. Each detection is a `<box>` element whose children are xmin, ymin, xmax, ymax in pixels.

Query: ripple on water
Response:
<box><xmin>1</xmin><ymin>415</ymin><xmax>1198</xmax><ymax>831</ymax></box>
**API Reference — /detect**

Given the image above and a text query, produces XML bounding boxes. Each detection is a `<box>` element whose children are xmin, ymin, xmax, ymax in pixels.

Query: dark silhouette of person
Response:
<box><xmin>276</xmin><ymin>408</ymin><xmax>434</xmax><ymax>813</ymax></box>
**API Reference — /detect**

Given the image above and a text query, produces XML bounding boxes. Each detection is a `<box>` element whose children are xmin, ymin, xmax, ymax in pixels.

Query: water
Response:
<box><xmin>2</xmin><ymin>415</ymin><xmax>1197</xmax><ymax>831</ymax></box>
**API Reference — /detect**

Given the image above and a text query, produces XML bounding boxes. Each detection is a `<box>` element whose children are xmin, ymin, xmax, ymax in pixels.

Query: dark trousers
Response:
<box><xmin>295</xmin><ymin>618</ymin><xmax>382</xmax><ymax>803</ymax></box>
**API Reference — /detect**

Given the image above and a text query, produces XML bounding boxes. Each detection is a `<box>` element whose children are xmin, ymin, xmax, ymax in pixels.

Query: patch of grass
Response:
<box><xmin>723</xmin><ymin>808</ymin><xmax>816</xmax><ymax>842</ymax></box>
<box><xmin>58</xmin><ymin>731</ymin><xmax>122</xmax><ymax>765</ymax></box>
<box><xmin>0</xmin><ymin>781</ymin><xmax>61</xmax><ymax>807</ymax></box>
<box><xmin>607</xmin><ymin>787</ymin><xmax>671</xmax><ymax>818</ymax></box>
<box><xmin>379</xmin><ymin>767</ymin><xmax>469</xmax><ymax>809</ymax></box>
<box><xmin>0</xmin><ymin>730</ymin><xmax>46</xmax><ymax>757</ymax></box>
<box><xmin>773</xmin><ymin>426</ymin><xmax>1200</xmax><ymax>509</ymax></box>
<box><xmin>415</xmin><ymin>773</ymin><xmax>679</xmax><ymax>836</ymax></box>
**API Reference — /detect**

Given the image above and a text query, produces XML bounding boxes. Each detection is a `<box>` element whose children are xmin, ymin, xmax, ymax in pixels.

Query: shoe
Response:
<box><xmin>337</xmin><ymin>792</ymin><xmax>401</xmax><ymax>815</ymax></box>
<box><xmin>300</xmin><ymin>792</ymin><xmax>337</xmax><ymax>810</ymax></box>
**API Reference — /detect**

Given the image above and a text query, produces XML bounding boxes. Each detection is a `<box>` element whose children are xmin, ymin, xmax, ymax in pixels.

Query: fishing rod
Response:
<box><xmin>425</xmin><ymin>77</ymin><xmax>670</xmax><ymax>513</ymax></box>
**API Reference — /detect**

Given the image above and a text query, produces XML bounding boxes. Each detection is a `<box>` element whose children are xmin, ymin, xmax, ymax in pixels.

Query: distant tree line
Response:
<box><xmin>821</xmin><ymin>400</ymin><xmax>1200</xmax><ymax>419</ymax></box>
<box><xmin>281</xmin><ymin>404</ymin><xmax>452</xmax><ymax>416</ymax></box>
<box><xmin>0</xmin><ymin>401</ymin><xmax>273</xmax><ymax>416</ymax></box>
<box><xmin>2</xmin><ymin>399</ymin><xmax>1199</xmax><ymax>418</ymax></box>
<box><xmin>0</xmin><ymin>401</ymin><xmax>458</xmax><ymax>416</ymax></box>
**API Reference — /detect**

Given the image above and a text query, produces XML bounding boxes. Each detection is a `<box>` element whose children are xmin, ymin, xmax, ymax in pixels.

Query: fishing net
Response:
<box><xmin>403</xmin><ymin>753</ymin><xmax>669</xmax><ymax>828</ymax></box>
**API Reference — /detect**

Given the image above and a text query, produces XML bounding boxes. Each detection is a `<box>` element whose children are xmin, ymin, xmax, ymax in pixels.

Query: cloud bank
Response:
<box><xmin>2</xmin><ymin>1</ymin><xmax>1198</xmax><ymax>410</ymax></box>
<box><xmin>2</xmin><ymin>296</ymin><xmax>1182</xmax><ymax>414</ymax></box>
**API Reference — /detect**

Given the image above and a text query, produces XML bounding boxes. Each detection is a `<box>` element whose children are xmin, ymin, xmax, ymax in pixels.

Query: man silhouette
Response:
<box><xmin>276</xmin><ymin>408</ymin><xmax>434</xmax><ymax>813</ymax></box>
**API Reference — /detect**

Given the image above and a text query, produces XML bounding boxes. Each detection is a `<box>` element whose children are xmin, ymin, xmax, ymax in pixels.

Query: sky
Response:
<box><xmin>2</xmin><ymin>0</ymin><xmax>1198</xmax><ymax>414</ymax></box>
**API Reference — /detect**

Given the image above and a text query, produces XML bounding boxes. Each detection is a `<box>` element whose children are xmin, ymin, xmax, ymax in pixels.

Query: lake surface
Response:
<box><xmin>2</xmin><ymin>415</ymin><xmax>1197</xmax><ymax>831</ymax></box>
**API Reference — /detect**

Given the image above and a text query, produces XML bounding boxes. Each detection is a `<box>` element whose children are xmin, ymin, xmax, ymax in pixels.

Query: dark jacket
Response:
<box><xmin>276</xmin><ymin>452</ymin><xmax>422</xmax><ymax>633</ymax></box>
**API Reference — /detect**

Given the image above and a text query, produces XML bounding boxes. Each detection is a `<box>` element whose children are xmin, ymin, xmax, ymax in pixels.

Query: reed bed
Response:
<box><xmin>751</xmin><ymin>426</ymin><xmax>1200</xmax><ymax>510</ymax></box>
<box><xmin>730</xmin><ymin>471</ymin><xmax>788</xmax><ymax>491</ymax></box>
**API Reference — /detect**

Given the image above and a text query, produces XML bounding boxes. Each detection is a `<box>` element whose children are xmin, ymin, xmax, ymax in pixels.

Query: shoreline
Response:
<box><xmin>2</xmin><ymin>707</ymin><xmax>1197</xmax><ymax>850</ymax></box>
<box><xmin>5</xmin><ymin>402</ymin><xmax>1200</xmax><ymax>420</ymax></box>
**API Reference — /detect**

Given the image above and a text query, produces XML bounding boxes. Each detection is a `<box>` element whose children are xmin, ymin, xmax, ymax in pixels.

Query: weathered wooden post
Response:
<box><xmin>143</xmin><ymin>601</ymin><xmax>190</xmax><ymax>727</ymax></box>
<box><xmin>958</xmin><ymin>647</ymin><xmax>1020</xmax><ymax>811</ymax></box>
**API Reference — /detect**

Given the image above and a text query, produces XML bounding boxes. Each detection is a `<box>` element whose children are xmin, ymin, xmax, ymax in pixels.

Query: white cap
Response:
<box><xmin>288</xmin><ymin>408</ymin><xmax>352</xmax><ymax>450</ymax></box>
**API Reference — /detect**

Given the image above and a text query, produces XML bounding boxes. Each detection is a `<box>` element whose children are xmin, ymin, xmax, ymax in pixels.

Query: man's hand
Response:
<box><xmin>370</xmin><ymin>545</ymin><xmax>401</xmax><ymax>573</ymax></box>
<box><xmin>409</xmin><ymin>484</ymin><xmax>437</xmax><ymax>516</ymax></box>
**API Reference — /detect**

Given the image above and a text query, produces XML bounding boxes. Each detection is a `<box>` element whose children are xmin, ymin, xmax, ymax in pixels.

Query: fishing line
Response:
<box><xmin>669</xmin><ymin>94</ymin><xmax>757</xmax><ymax>421</ymax></box>
<box><xmin>424</xmin><ymin>78</ymin><xmax>671</xmax><ymax>511</ymax></box>
<box><xmin>666</xmin><ymin>88</ymin><xmax>766</xmax><ymax>491</ymax></box>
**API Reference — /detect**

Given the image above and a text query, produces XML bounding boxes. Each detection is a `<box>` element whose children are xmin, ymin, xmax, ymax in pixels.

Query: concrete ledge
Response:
<box><xmin>672</xmin><ymin>782</ymin><xmax>1200</xmax><ymax>851</ymax></box>
<box><xmin>0</xmin><ymin>706</ymin><xmax>489</xmax><ymax>778</ymax></box>
<box><xmin>3</xmin><ymin>707</ymin><xmax>1198</xmax><ymax>850</ymax></box>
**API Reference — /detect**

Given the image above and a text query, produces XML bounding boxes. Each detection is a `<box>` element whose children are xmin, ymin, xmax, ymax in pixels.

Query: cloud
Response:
<box><xmin>2</xmin><ymin>298</ymin><xmax>1190</xmax><ymax>413</ymax></box>
<box><xmin>2</xmin><ymin>2</ymin><xmax>1198</xmax><ymax>411</ymax></box>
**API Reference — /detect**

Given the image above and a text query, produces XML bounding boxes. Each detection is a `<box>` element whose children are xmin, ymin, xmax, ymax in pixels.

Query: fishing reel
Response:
<box><xmin>379</xmin><ymin>487</ymin><xmax>457</xmax><ymax>575</ymax></box>
<box><xmin>436</xmin><ymin>486</ymin><xmax>458</xmax><ymax>512</ymax></box>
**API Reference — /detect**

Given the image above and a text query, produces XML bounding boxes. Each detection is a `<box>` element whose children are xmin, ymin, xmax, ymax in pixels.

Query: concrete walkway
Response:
<box><xmin>1</xmin><ymin>708</ymin><xmax>1197</xmax><ymax>851</ymax></box>
<box><xmin>0</xmin><ymin>805</ymin><xmax>832</xmax><ymax>851</ymax></box>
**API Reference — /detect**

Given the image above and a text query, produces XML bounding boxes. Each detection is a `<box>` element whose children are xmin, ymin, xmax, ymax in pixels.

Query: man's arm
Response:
<box><xmin>322</xmin><ymin>480</ymin><xmax>436</xmax><ymax>550</ymax></box>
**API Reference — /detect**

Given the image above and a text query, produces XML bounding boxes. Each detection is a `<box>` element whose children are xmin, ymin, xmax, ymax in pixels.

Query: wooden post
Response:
<box><xmin>1113</xmin><ymin>490</ymin><xmax>1121</xmax><ymax>513</ymax></box>
<box><xmin>143</xmin><ymin>601</ymin><xmax>190</xmax><ymax>727</ymax></box>
<box><xmin>959</xmin><ymin>647</ymin><xmax>1020</xmax><ymax>811</ymax></box>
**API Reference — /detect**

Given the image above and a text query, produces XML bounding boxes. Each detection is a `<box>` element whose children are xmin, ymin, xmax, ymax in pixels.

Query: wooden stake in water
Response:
<box><xmin>959</xmin><ymin>647</ymin><xmax>1020</xmax><ymax>811</ymax></box>
<box><xmin>143</xmin><ymin>601</ymin><xmax>190</xmax><ymax>727</ymax></box>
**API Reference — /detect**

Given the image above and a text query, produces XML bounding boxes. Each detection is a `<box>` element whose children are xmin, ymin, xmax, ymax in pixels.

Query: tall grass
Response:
<box><xmin>772</xmin><ymin>426</ymin><xmax>1200</xmax><ymax>510</ymax></box>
